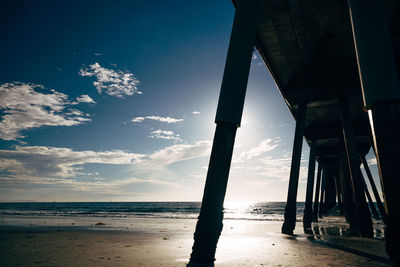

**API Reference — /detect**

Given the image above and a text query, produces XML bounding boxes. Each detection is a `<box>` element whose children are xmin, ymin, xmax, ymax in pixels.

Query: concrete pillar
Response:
<box><xmin>340</xmin><ymin>98</ymin><xmax>373</xmax><ymax>237</ymax></box>
<box><xmin>319</xmin><ymin>169</ymin><xmax>326</xmax><ymax>218</ymax></box>
<box><xmin>359</xmin><ymin>170</ymin><xmax>380</xmax><ymax>219</ymax></box>
<box><xmin>348</xmin><ymin>0</ymin><xmax>400</xmax><ymax>261</ymax></box>
<box><xmin>282</xmin><ymin>103</ymin><xmax>306</xmax><ymax>235</ymax></box>
<box><xmin>190</xmin><ymin>123</ymin><xmax>237</xmax><ymax>263</ymax></box>
<box><xmin>339</xmin><ymin>138</ymin><xmax>358</xmax><ymax>228</ymax></box>
<box><xmin>369</xmin><ymin>105</ymin><xmax>400</xmax><ymax>263</ymax></box>
<box><xmin>190</xmin><ymin>0</ymin><xmax>259</xmax><ymax>263</ymax></box>
<box><xmin>360</xmin><ymin>155</ymin><xmax>386</xmax><ymax>222</ymax></box>
<box><xmin>312</xmin><ymin>162</ymin><xmax>322</xmax><ymax>222</ymax></box>
<box><xmin>334</xmin><ymin>171</ymin><xmax>344</xmax><ymax>214</ymax></box>
<box><xmin>324</xmin><ymin>168</ymin><xmax>337</xmax><ymax>212</ymax></box>
<box><xmin>303</xmin><ymin>140</ymin><xmax>317</xmax><ymax>230</ymax></box>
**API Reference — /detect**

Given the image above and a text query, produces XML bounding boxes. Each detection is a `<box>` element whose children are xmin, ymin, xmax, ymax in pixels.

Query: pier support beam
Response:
<box><xmin>312</xmin><ymin>162</ymin><xmax>322</xmax><ymax>222</ymax></box>
<box><xmin>334</xmin><ymin>171</ymin><xmax>344</xmax><ymax>214</ymax></box>
<box><xmin>340</xmin><ymin>98</ymin><xmax>373</xmax><ymax>237</ymax></box>
<box><xmin>339</xmin><ymin>139</ymin><xmax>358</xmax><ymax>228</ymax></box>
<box><xmin>324</xmin><ymin>168</ymin><xmax>337</xmax><ymax>212</ymax></box>
<box><xmin>190</xmin><ymin>0</ymin><xmax>259</xmax><ymax>263</ymax></box>
<box><xmin>319</xmin><ymin>169</ymin><xmax>326</xmax><ymax>218</ymax></box>
<box><xmin>360</xmin><ymin>155</ymin><xmax>386</xmax><ymax>222</ymax></box>
<box><xmin>303</xmin><ymin>140</ymin><xmax>317</xmax><ymax>230</ymax></box>
<box><xmin>368</xmin><ymin>104</ymin><xmax>400</xmax><ymax>262</ymax></box>
<box><xmin>359</xmin><ymin>170</ymin><xmax>380</xmax><ymax>219</ymax></box>
<box><xmin>282</xmin><ymin>103</ymin><xmax>306</xmax><ymax>235</ymax></box>
<box><xmin>348</xmin><ymin>0</ymin><xmax>400</xmax><ymax>263</ymax></box>
<box><xmin>190</xmin><ymin>123</ymin><xmax>237</xmax><ymax>263</ymax></box>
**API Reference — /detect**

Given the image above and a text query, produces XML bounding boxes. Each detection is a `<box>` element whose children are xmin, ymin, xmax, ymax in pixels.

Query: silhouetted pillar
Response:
<box><xmin>190</xmin><ymin>0</ymin><xmax>260</xmax><ymax>263</ymax></box>
<box><xmin>359</xmin><ymin>170</ymin><xmax>380</xmax><ymax>219</ymax></box>
<box><xmin>312</xmin><ymin>162</ymin><xmax>322</xmax><ymax>222</ymax></box>
<box><xmin>324</xmin><ymin>168</ymin><xmax>337</xmax><ymax>212</ymax></box>
<box><xmin>339</xmin><ymin>138</ymin><xmax>358</xmax><ymax>228</ymax></box>
<box><xmin>360</xmin><ymin>155</ymin><xmax>386</xmax><ymax>222</ymax></box>
<box><xmin>319</xmin><ymin>169</ymin><xmax>327</xmax><ymax>218</ymax></box>
<box><xmin>349</xmin><ymin>0</ymin><xmax>400</xmax><ymax>262</ymax></box>
<box><xmin>334</xmin><ymin>171</ymin><xmax>344</xmax><ymax>214</ymax></box>
<box><xmin>340</xmin><ymin>98</ymin><xmax>373</xmax><ymax>237</ymax></box>
<box><xmin>303</xmin><ymin>140</ymin><xmax>317</xmax><ymax>229</ymax></box>
<box><xmin>282</xmin><ymin>103</ymin><xmax>306</xmax><ymax>235</ymax></box>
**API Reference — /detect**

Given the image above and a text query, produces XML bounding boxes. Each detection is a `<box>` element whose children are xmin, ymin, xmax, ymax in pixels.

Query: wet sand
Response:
<box><xmin>0</xmin><ymin>217</ymin><xmax>391</xmax><ymax>266</ymax></box>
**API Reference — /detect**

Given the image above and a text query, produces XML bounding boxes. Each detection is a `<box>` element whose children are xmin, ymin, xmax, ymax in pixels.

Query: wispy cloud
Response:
<box><xmin>0</xmin><ymin>82</ymin><xmax>91</xmax><ymax>140</ymax></box>
<box><xmin>367</xmin><ymin>157</ymin><xmax>377</xmax><ymax>166</ymax></box>
<box><xmin>0</xmin><ymin>175</ymin><xmax>176</xmax><ymax>194</ymax></box>
<box><xmin>148</xmin><ymin>140</ymin><xmax>211</xmax><ymax>166</ymax></box>
<box><xmin>257</xmin><ymin>155</ymin><xmax>308</xmax><ymax>182</ymax></box>
<box><xmin>149</xmin><ymin>129</ymin><xmax>182</xmax><ymax>142</ymax></box>
<box><xmin>0</xmin><ymin>146</ymin><xmax>145</xmax><ymax>177</ymax></box>
<box><xmin>233</xmin><ymin>138</ymin><xmax>281</xmax><ymax>163</ymax></box>
<box><xmin>76</xmin><ymin>94</ymin><xmax>95</xmax><ymax>103</ymax></box>
<box><xmin>131</xmin><ymin>115</ymin><xmax>183</xmax><ymax>124</ymax></box>
<box><xmin>79</xmin><ymin>62</ymin><xmax>141</xmax><ymax>98</ymax></box>
<box><xmin>269</xmin><ymin>123</ymin><xmax>290</xmax><ymax>129</ymax></box>
<box><xmin>0</xmin><ymin>140</ymin><xmax>212</xmax><ymax>191</ymax></box>
<box><xmin>192</xmin><ymin>111</ymin><xmax>200</xmax><ymax>115</ymax></box>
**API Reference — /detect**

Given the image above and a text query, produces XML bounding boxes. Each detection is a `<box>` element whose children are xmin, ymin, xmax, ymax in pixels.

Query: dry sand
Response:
<box><xmin>0</xmin><ymin>218</ymin><xmax>392</xmax><ymax>266</ymax></box>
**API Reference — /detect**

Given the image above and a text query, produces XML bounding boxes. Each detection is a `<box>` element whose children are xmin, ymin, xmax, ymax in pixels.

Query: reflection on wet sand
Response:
<box><xmin>309</xmin><ymin>219</ymin><xmax>385</xmax><ymax>240</ymax></box>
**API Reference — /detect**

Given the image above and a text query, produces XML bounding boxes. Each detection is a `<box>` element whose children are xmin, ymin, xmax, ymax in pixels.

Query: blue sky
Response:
<box><xmin>0</xmin><ymin>1</ymin><xmax>380</xmax><ymax>202</ymax></box>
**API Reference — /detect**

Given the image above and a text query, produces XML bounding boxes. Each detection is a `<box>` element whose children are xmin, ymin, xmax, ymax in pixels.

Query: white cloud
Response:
<box><xmin>269</xmin><ymin>123</ymin><xmax>289</xmax><ymax>128</ymax></box>
<box><xmin>131</xmin><ymin>115</ymin><xmax>183</xmax><ymax>124</ymax></box>
<box><xmin>149</xmin><ymin>129</ymin><xmax>182</xmax><ymax>142</ymax></box>
<box><xmin>0</xmin><ymin>145</ymin><xmax>145</xmax><ymax>177</ymax></box>
<box><xmin>76</xmin><ymin>94</ymin><xmax>95</xmax><ymax>103</ymax></box>
<box><xmin>79</xmin><ymin>62</ymin><xmax>140</xmax><ymax>98</ymax></box>
<box><xmin>233</xmin><ymin>138</ymin><xmax>280</xmax><ymax>163</ymax></box>
<box><xmin>148</xmin><ymin>140</ymin><xmax>212</xmax><ymax>166</ymax></box>
<box><xmin>0</xmin><ymin>82</ymin><xmax>91</xmax><ymax>140</ymax></box>
<box><xmin>0</xmin><ymin>140</ymin><xmax>212</xmax><ymax>190</ymax></box>
<box><xmin>245</xmin><ymin>138</ymin><xmax>280</xmax><ymax>159</ymax></box>
<box><xmin>367</xmin><ymin>157</ymin><xmax>377</xmax><ymax>166</ymax></box>
<box><xmin>0</xmin><ymin>175</ymin><xmax>176</xmax><ymax>194</ymax></box>
<box><xmin>257</xmin><ymin>155</ymin><xmax>308</xmax><ymax>182</ymax></box>
<box><xmin>192</xmin><ymin>111</ymin><xmax>200</xmax><ymax>115</ymax></box>
<box><xmin>252</xmin><ymin>53</ymin><xmax>258</xmax><ymax>60</ymax></box>
<box><xmin>94</xmin><ymin>53</ymin><xmax>103</xmax><ymax>56</ymax></box>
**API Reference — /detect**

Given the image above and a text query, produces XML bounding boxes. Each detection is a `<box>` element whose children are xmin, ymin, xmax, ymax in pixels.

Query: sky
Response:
<box><xmin>0</xmin><ymin>0</ymin><xmax>381</xmax><ymax>202</ymax></box>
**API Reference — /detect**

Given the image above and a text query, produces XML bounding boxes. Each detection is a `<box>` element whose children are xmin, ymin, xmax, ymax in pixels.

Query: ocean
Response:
<box><xmin>0</xmin><ymin>201</ymin><xmax>385</xmax><ymax>239</ymax></box>
<box><xmin>0</xmin><ymin>201</ymin><xmax>299</xmax><ymax>221</ymax></box>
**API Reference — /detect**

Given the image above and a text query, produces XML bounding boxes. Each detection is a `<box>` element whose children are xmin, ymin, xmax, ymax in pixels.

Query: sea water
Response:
<box><xmin>0</xmin><ymin>201</ymin><xmax>296</xmax><ymax>221</ymax></box>
<box><xmin>0</xmin><ymin>202</ymin><xmax>384</xmax><ymax>238</ymax></box>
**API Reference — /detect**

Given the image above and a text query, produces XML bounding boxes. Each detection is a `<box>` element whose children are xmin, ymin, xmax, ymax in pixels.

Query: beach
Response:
<box><xmin>0</xmin><ymin>214</ymin><xmax>391</xmax><ymax>266</ymax></box>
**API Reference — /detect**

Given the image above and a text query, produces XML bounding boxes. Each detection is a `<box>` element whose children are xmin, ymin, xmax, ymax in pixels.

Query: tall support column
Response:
<box><xmin>359</xmin><ymin>170</ymin><xmax>380</xmax><ymax>219</ymax></box>
<box><xmin>360</xmin><ymin>155</ymin><xmax>386</xmax><ymax>222</ymax></box>
<box><xmin>334</xmin><ymin>171</ymin><xmax>344</xmax><ymax>214</ymax></box>
<box><xmin>303</xmin><ymin>141</ymin><xmax>317</xmax><ymax>230</ymax></box>
<box><xmin>324</xmin><ymin>168</ymin><xmax>337</xmax><ymax>212</ymax></box>
<box><xmin>190</xmin><ymin>0</ymin><xmax>259</xmax><ymax>263</ymax></box>
<box><xmin>339</xmin><ymin>138</ymin><xmax>358</xmax><ymax>228</ymax></box>
<box><xmin>319</xmin><ymin>169</ymin><xmax>327</xmax><ymax>218</ymax></box>
<box><xmin>340</xmin><ymin>98</ymin><xmax>373</xmax><ymax>237</ymax></box>
<box><xmin>348</xmin><ymin>0</ymin><xmax>400</xmax><ymax>263</ymax></box>
<box><xmin>282</xmin><ymin>103</ymin><xmax>307</xmax><ymax>235</ymax></box>
<box><xmin>312</xmin><ymin>162</ymin><xmax>322</xmax><ymax>222</ymax></box>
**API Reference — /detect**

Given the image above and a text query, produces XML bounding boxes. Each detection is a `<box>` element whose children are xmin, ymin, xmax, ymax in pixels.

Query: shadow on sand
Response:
<box><xmin>306</xmin><ymin>226</ymin><xmax>390</xmax><ymax>265</ymax></box>
<box><xmin>186</xmin><ymin>261</ymin><xmax>214</xmax><ymax>267</ymax></box>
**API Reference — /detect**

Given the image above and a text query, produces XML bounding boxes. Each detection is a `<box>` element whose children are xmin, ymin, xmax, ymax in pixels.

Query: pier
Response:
<box><xmin>190</xmin><ymin>0</ymin><xmax>400</xmax><ymax>265</ymax></box>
